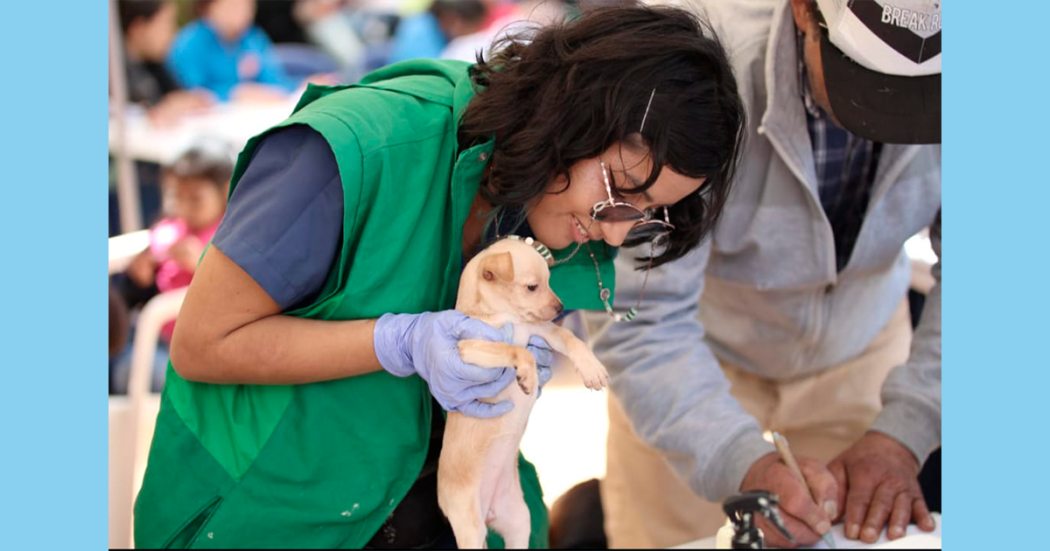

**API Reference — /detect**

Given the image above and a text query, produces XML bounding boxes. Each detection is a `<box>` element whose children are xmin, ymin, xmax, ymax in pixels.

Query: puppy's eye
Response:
<box><xmin>527</xmin><ymin>284</ymin><xmax>538</xmax><ymax>292</ymax></box>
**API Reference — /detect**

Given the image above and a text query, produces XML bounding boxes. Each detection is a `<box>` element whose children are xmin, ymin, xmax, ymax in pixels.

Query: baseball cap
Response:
<box><xmin>814</xmin><ymin>0</ymin><xmax>941</xmax><ymax>144</ymax></box>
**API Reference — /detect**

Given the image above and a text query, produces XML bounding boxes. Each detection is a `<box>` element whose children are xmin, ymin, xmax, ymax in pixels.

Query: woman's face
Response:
<box><xmin>526</xmin><ymin>139</ymin><xmax>706</xmax><ymax>250</ymax></box>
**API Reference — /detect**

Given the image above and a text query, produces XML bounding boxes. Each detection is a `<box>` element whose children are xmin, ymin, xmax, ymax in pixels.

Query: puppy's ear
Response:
<box><xmin>481</xmin><ymin>252</ymin><xmax>514</xmax><ymax>283</ymax></box>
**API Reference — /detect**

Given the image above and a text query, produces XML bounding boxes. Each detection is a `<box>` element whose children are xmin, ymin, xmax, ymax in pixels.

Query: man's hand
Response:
<box><xmin>827</xmin><ymin>431</ymin><xmax>936</xmax><ymax>543</ymax></box>
<box><xmin>740</xmin><ymin>452</ymin><xmax>838</xmax><ymax>548</ymax></box>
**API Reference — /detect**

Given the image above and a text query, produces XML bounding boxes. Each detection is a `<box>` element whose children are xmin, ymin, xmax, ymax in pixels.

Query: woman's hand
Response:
<box><xmin>374</xmin><ymin>311</ymin><xmax>520</xmax><ymax>418</ymax></box>
<box><xmin>525</xmin><ymin>335</ymin><xmax>554</xmax><ymax>395</ymax></box>
<box><xmin>494</xmin><ymin>324</ymin><xmax>555</xmax><ymax>395</ymax></box>
<box><xmin>171</xmin><ymin>247</ymin><xmax>550</xmax><ymax>394</ymax></box>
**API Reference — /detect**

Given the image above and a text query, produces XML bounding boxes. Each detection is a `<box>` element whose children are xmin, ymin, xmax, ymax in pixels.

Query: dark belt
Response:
<box><xmin>365</xmin><ymin>398</ymin><xmax>454</xmax><ymax>549</ymax></box>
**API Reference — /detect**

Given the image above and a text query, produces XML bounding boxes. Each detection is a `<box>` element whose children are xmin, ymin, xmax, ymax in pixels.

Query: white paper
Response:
<box><xmin>808</xmin><ymin>513</ymin><xmax>941</xmax><ymax>549</ymax></box>
<box><xmin>674</xmin><ymin>513</ymin><xmax>941</xmax><ymax>549</ymax></box>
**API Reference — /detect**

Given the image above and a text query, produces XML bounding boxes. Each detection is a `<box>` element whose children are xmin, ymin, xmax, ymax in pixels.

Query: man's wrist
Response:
<box><xmin>708</xmin><ymin>430</ymin><xmax>777</xmax><ymax>501</ymax></box>
<box><xmin>739</xmin><ymin>451</ymin><xmax>780</xmax><ymax>490</ymax></box>
<box><xmin>870</xmin><ymin>400</ymin><xmax>940</xmax><ymax>468</ymax></box>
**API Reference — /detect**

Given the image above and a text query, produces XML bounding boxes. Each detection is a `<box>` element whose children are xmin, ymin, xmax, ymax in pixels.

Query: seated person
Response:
<box><xmin>110</xmin><ymin>138</ymin><xmax>235</xmax><ymax>394</ymax></box>
<box><xmin>167</xmin><ymin>0</ymin><xmax>298</xmax><ymax>103</ymax></box>
<box><xmin>118</xmin><ymin>0</ymin><xmax>214</xmax><ymax>126</ymax></box>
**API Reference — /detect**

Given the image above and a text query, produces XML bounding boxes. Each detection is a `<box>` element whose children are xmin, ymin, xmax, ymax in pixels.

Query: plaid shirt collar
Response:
<box><xmin>797</xmin><ymin>29</ymin><xmax>824</xmax><ymax>120</ymax></box>
<box><xmin>794</xmin><ymin>26</ymin><xmax>882</xmax><ymax>272</ymax></box>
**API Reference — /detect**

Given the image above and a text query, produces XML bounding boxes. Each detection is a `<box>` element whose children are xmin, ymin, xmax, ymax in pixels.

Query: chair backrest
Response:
<box><xmin>109</xmin><ymin>287</ymin><xmax>186</xmax><ymax>548</ymax></box>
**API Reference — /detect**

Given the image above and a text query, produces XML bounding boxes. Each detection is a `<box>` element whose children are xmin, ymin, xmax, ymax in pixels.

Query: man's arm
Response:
<box><xmin>828</xmin><ymin>209</ymin><xmax>941</xmax><ymax>542</ymax></box>
<box><xmin>591</xmin><ymin>240</ymin><xmax>774</xmax><ymax>502</ymax></box>
<box><xmin>871</xmin><ymin>209</ymin><xmax>942</xmax><ymax>462</ymax></box>
<box><xmin>593</xmin><ymin>241</ymin><xmax>840</xmax><ymax>546</ymax></box>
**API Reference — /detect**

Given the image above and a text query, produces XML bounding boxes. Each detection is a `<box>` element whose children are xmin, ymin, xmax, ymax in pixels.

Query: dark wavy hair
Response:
<box><xmin>459</xmin><ymin>2</ymin><xmax>745</xmax><ymax>269</ymax></box>
<box><xmin>118</xmin><ymin>0</ymin><xmax>167</xmax><ymax>34</ymax></box>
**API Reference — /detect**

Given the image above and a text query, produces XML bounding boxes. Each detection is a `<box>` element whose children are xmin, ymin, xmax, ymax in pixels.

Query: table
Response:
<box><xmin>675</xmin><ymin>513</ymin><xmax>942</xmax><ymax>549</ymax></box>
<box><xmin>108</xmin><ymin>100</ymin><xmax>298</xmax><ymax>165</ymax></box>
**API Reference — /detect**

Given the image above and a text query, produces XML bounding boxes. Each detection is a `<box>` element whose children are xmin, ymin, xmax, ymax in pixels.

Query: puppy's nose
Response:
<box><xmin>555</xmin><ymin>302</ymin><xmax>564</xmax><ymax>315</ymax></box>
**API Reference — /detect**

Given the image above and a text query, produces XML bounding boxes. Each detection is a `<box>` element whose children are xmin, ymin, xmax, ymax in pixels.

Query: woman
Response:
<box><xmin>135</xmin><ymin>3</ymin><xmax>745</xmax><ymax>549</ymax></box>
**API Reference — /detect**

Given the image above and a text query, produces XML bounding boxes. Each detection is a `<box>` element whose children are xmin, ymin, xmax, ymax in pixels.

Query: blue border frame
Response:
<box><xmin>1</xmin><ymin>1</ymin><xmax>108</xmax><ymax>548</ymax></box>
<box><xmin>1</xmin><ymin>1</ymin><xmax>1047</xmax><ymax>549</ymax></box>
<box><xmin>944</xmin><ymin>1</ymin><xmax>1050</xmax><ymax>548</ymax></box>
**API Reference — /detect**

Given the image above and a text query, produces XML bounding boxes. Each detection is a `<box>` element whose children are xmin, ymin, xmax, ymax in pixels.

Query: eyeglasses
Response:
<box><xmin>591</xmin><ymin>160</ymin><xmax>675</xmax><ymax>241</ymax></box>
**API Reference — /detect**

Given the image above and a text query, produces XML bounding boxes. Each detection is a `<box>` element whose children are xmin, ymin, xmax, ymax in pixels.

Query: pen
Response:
<box><xmin>772</xmin><ymin>432</ymin><xmax>836</xmax><ymax>549</ymax></box>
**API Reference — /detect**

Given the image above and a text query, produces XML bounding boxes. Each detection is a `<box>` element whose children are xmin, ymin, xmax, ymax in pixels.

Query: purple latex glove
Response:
<box><xmin>495</xmin><ymin>324</ymin><xmax>555</xmax><ymax>395</ymax></box>
<box><xmin>524</xmin><ymin>332</ymin><xmax>554</xmax><ymax>396</ymax></box>
<box><xmin>374</xmin><ymin>310</ymin><xmax>519</xmax><ymax>418</ymax></box>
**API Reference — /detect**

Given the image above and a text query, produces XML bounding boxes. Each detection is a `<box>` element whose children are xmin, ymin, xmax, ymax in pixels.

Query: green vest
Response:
<box><xmin>134</xmin><ymin>60</ymin><xmax>616</xmax><ymax>549</ymax></box>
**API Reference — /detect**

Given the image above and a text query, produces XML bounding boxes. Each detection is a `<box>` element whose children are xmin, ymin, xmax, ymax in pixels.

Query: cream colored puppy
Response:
<box><xmin>438</xmin><ymin>237</ymin><xmax>609</xmax><ymax>548</ymax></box>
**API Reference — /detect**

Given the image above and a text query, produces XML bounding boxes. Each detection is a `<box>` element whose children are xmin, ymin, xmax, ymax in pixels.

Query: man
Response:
<box><xmin>592</xmin><ymin>0</ymin><xmax>941</xmax><ymax>547</ymax></box>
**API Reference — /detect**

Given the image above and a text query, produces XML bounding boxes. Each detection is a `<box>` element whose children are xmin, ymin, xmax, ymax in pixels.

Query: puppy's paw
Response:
<box><xmin>516</xmin><ymin>367</ymin><xmax>538</xmax><ymax>395</ymax></box>
<box><xmin>514</xmin><ymin>348</ymin><xmax>538</xmax><ymax>395</ymax></box>
<box><xmin>456</xmin><ymin>339</ymin><xmax>481</xmax><ymax>364</ymax></box>
<box><xmin>574</xmin><ymin>356</ymin><xmax>609</xmax><ymax>390</ymax></box>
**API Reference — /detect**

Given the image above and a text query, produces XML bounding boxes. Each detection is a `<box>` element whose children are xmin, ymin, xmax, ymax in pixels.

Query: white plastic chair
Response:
<box><xmin>109</xmin><ymin>231</ymin><xmax>187</xmax><ymax>548</ymax></box>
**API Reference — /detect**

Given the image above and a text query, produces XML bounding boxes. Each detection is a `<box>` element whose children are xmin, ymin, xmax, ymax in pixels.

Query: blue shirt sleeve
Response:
<box><xmin>212</xmin><ymin>125</ymin><xmax>344</xmax><ymax>310</ymax></box>
<box><xmin>167</xmin><ymin>23</ymin><xmax>212</xmax><ymax>93</ymax></box>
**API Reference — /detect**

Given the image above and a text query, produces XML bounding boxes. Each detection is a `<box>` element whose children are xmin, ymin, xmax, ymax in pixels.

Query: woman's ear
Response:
<box><xmin>480</xmin><ymin>252</ymin><xmax>515</xmax><ymax>283</ymax></box>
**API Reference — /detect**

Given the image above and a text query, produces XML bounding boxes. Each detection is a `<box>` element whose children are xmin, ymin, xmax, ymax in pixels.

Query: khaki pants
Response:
<box><xmin>601</xmin><ymin>300</ymin><xmax>912</xmax><ymax>549</ymax></box>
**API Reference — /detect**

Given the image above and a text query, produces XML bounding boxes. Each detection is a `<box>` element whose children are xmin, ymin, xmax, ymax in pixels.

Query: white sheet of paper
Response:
<box><xmin>673</xmin><ymin>513</ymin><xmax>941</xmax><ymax>549</ymax></box>
<box><xmin>807</xmin><ymin>513</ymin><xmax>941</xmax><ymax>549</ymax></box>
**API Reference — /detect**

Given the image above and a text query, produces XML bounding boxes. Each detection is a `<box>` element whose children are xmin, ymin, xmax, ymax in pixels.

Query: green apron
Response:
<box><xmin>134</xmin><ymin>59</ymin><xmax>616</xmax><ymax>549</ymax></box>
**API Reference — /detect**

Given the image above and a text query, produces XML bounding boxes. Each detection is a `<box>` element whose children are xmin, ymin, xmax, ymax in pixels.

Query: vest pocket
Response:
<box><xmin>162</xmin><ymin>496</ymin><xmax>223</xmax><ymax>549</ymax></box>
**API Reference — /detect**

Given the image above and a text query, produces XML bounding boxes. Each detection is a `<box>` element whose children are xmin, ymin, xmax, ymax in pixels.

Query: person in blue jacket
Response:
<box><xmin>167</xmin><ymin>0</ymin><xmax>298</xmax><ymax>103</ymax></box>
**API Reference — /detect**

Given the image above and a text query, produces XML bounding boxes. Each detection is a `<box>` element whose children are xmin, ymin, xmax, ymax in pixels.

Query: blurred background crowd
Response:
<box><xmin>108</xmin><ymin>0</ymin><xmax>613</xmax><ymax>395</ymax></box>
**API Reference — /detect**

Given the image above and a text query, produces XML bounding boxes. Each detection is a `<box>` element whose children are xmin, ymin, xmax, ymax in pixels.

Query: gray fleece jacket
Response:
<box><xmin>590</xmin><ymin>0</ymin><xmax>941</xmax><ymax>502</ymax></box>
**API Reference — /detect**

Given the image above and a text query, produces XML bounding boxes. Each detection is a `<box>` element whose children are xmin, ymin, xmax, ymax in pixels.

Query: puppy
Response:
<box><xmin>437</xmin><ymin>237</ymin><xmax>610</xmax><ymax>549</ymax></box>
